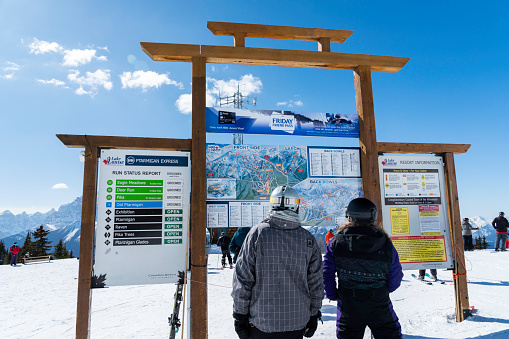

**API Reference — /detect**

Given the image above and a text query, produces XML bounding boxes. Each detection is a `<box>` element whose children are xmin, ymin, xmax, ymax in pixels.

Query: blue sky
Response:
<box><xmin>0</xmin><ymin>1</ymin><xmax>508</xmax><ymax>218</ymax></box>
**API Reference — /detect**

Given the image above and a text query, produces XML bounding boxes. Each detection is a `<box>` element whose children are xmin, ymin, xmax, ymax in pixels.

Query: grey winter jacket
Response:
<box><xmin>462</xmin><ymin>220</ymin><xmax>478</xmax><ymax>236</ymax></box>
<box><xmin>231</xmin><ymin>211</ymin><xmax>323</xmax><ymax>333</ymax></box>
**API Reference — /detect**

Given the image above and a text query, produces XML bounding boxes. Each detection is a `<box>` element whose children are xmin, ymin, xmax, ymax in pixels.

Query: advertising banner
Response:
<box><xmin>379</xmin><ymin>155</ymin><xmax>453</xmax><ymax>271</ymax></box>
<box><xmin>94</xmin><ymin>149</ymin><xmax>191</xmax><ymax>287</ymax></box>
<box><xmin>206</xmin><ymin>143</ymin><xmax>363</xmax><ymax>228</ymax></box>
<box><xmin>206</xmin><ymin>107</ymin><xmax>359</xmax><ymax>138</ymax></box>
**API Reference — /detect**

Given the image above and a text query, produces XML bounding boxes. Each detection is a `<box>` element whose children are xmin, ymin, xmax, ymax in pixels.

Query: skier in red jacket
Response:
<box><xmin>9</xmin><ymin>242</ymin><xmax>20</xmax><ymax>266</ymax></box>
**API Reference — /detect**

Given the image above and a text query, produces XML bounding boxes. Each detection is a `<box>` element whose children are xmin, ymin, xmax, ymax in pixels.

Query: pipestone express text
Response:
<box><xmin>112</xmin><ymin>171</ymin><xmax>161</xmax><ymax>175</ymax></box>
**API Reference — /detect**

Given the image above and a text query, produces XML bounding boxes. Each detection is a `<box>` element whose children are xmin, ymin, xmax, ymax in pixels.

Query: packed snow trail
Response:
<box><xmin>2</xmin><ymin>251</ymin><xmax>509</xmax><ymax>338</ymax></box>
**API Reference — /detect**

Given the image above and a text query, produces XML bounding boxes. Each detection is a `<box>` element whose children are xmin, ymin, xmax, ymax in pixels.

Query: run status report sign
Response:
<box><xmin>378</xmin><ymin>155</ymin><xmax>454</xmax><ymax>271</ymax></box>
<box><xmin>94</xmin><ymin>149</ymin><xmax>191</xmax><ymax>287</ymax></box>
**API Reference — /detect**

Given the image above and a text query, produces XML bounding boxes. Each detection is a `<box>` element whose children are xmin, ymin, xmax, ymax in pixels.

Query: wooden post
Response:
<box><xmin>443</xmin><ymin>152</ymin><xmax>470</xmax><ymax>321</ymax></box>
<box><xmin>190</xmin><ymin>56</ymin><xmax>208</xmax><ymax>339</ymax></box>
<box><xmin>354</xmin><ymin>65</ymin><xmax>383</xmax><ymax>224</ymax></box>
<box><xmin>234</xmin><ymin>33</ymin><xmax>246</xmax><ymax>47</ymax></box>
<box><xmin>318</xmin><ymin>37</ymin><xmax>331</xmax><ymax>52</ymax></box>
<box><xmin>75</xmin><ymin>143</ymin><xmax>99</xmax><ymax>339</ymax></box>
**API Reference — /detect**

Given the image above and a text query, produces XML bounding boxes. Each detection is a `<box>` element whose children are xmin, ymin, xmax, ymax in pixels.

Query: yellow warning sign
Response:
<box><xmin>390</xmin><ymin>207</ymin><xmax>410</xmax><ymax>235</ymax></box>
<box><xmin>391</xmin><ymin>236</ymin><xmax>447</xmax><ymax>263</ymax></box>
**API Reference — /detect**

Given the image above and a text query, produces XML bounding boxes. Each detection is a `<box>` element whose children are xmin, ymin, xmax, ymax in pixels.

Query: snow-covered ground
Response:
<box><xmin>2</xmin><ymin>250</ymin><xmax>509</xmax><ymax>338</ymax></box>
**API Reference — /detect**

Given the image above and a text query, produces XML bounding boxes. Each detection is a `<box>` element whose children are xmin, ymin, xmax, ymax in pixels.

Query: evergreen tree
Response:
<box><xmin>69</xmin><ymin>250</ymin><xmax>74</xmax><ymax>258</ymax></box>
<box><xmin>0</xmin><ymin>240</ymin><xmax>6</xmax><ymax>264</ymax></box>
<box><xmin>52</xmin><ymin>239</ymin><xmax>68</xmax><ymax>259</ymax></box>
<box><xmin>19</xmin><ymin>231</ymin><xmax>34</xmax><ymax>259</ymax></box>
<box><xmin>31</xmin><ymin>225</ymin><xmax>52</xmax><ymax>256</ymax></box>
<box><xmin>3</xmin><ymin>252</ymin><xmax>10</xmax><ymax>265</ymax></box>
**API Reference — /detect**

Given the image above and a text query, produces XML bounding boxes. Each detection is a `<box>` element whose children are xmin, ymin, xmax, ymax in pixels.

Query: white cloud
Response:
<box><xmin>1</xmin><ymin>73</ymin><xmax>14</xmax><ymax>79</ymax></box>
<box><xmin>52</xmin><ymin>183</ymin><xmax>69</xmax><ymax>189</ymax></box>
<box><xmin>207</xmin><ymin>74</ymin><xmax>262</xmax><ymax>97</ymax></box>
<box><xmin>175</xmin><ymin>92</ymin><xmax>216</xmax><ymax>115</ymax></box>
<box><xmin>120</xmin><ymin>70</ymin><xmax>183</xmax><ymax>92</ymax></box>
<box><xmin>63</xmin><ymin>49</ymin><xmax>97</xmax><ymax>67</ymax></box>
<box><xmin>4</xmin><ymin>61</ymin><xmax>20</xmax><ymax>72</ymax></box>
<box><xmin>37</xmin><ymin>78</ymin><xmax>66</xmax><ymax>86</ymax></box>
<box><xmin>175</xmin><ymin>74</ymin><xmax>262</xmax><ymax>115</ymax></box>
<box><xmin>67</xmin><ymin>69</ymin><xmax>113</xmax><ymax>96</ymax></box>
<box><xmin>175</xmin><ymin>94</ymin><xmax>192</xmax><ymax>115</ymax></box>
<box><xmin>276</xmin><ymin>98</ymin><xmax>304</xmax><ymax>108</ymax></box>
<box><xmin>29</xmin><ymin>38</ymin><xmax>63</xmax><ymax>54</ymax></box>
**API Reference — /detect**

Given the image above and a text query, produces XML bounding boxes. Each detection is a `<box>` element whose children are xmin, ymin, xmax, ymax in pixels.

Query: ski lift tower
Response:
<box><xmin>218</xmin><ymin>83</ymin><xmax>256</xmax><ymax>144</ymax></box>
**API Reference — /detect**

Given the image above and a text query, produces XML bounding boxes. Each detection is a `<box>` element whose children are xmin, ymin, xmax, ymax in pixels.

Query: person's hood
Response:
<box><xmin>335</xmin><ymin>225</ymin><xmax>387</xmax><ymax>253</ymax></box>
<box><xmin>238</xmin><ymin>227</ymin><xmax>251</xmax><ymax>235</ymax></box>
<box><xmin>267</xmin><ymin>210</ymin><xmax>301</xmax><ymax>230</ymax></box>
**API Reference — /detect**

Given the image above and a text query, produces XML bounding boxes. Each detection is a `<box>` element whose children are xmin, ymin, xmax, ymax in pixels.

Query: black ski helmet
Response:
<box><xmin>345</xmin><ymin>198</ymin><xmax>378</xmax><ymax>224</ymax></box>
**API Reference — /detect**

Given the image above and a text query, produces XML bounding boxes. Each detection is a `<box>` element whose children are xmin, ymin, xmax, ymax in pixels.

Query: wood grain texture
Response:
<box><xmin>207</xmin><ymin>21</ymin><xmax>353</xmax><ymax>43</ymax></box>
<box><xmin>443</xmin><ymin>152</ymin><xmax>470</xmax><ymax>322</ymax></box>
<box><xmin>75</xmin><ymin>145</ymin><xmax>98</xmax><ymax>339</ymax></box>
<box><xmin>140</xmin><ymin>42</ymin><xmax>410</xmax><ymax>73</ymax></box>
<box><xmin>190</xmin><ymin>56</ymin><xmax>208</xmax><ymax>339</ymax></box>
<box><xmin>354</xmin><ymin>66</ymin><xmax>383</xmax><ymax>225</ymax></box>
<box><xmin>378</xmin><ymin>142</ymin><xmax>470</xmax><ymax>155</ymax></box>
<box><xmin>56</xmin><ymin>134</ymin><xmax>191</xmax><ymax>151</ymax></box>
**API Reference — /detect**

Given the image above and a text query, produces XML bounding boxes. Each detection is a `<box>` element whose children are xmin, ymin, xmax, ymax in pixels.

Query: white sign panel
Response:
<box><xmin>379</xmin><ymin>155</ymin><xmax>453</xmax><ymax>271</ymax></box>
<box><xmin>308</xmin><ymin>147</ymin><xmax>361</xmax><ymax>178</ymax></box>
<box><xmin>94</xmin><ymin>149</ymin><xmax>191</xmax><ymax>287</ymax></box>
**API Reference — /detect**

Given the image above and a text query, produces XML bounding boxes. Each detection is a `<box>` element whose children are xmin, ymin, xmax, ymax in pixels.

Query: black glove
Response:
<box><xmin>233</xmin><ymin>312</ymin><xmax>250</xmax><ymax>339</ymax></box>
<box><xmin>303</xmin><ymin>311</ymin><xmax>322</xmax><ymax>338</ymax></box>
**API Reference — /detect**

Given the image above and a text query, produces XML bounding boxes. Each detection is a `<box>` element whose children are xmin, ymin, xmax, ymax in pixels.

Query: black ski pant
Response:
<box><xmin>336</xmin><ymin>285</ymin><xmax>402</xmax><ymax>339</ymax></box>
<box><xmin>463</xmin><ymin>235</ymin><xmax>474</xmax><ymax>251</ymax></box>
<box><xmin>221</xmin><ymin>249</ymin><xmax>232</xmax><ymax>266</ymax></box>
<box><xmin>250</xmin><ymin>326</ymin><xmax>305</xmax><ymax>339</ymax></box>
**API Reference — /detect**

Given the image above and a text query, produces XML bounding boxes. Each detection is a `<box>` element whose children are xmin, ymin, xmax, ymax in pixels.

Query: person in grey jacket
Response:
<box><xmin>232</xmin><ymin>185</ymin><xmax>323</xmax><ymax>339</ymax></box>
<box><xmin>462</xmin><ymin>218</ymin><xmax>478</xmax><ymax>251</ymax></box>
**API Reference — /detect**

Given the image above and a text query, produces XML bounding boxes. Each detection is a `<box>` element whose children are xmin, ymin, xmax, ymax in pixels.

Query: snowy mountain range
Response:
<box><xmin>0</xmin><ymin>197</ymin><xmax>82</xmax><ymax>255</ymax></box>
<box><xmin>0</xmin><ymin>194</ymin><xmax>501</xmax><ymax>258</ymax></box>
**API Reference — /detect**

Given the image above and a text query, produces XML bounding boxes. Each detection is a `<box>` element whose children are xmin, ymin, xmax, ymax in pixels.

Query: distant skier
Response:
<box><xmin>232</xmin><ymin>185</ymin><xmax>323</xmax><ymax>339</ymax></box>
<box><xmin>325</xmin><ymin>229</ymin><xmax>335</xmax><ymax>244</ymax></box>
<box><xmin>462</xmin><ymin>218</ymin><xmax>478</xmax><ymax>251</ymax></box>
<box><xmin>418</xmin><ymin>269</ymin><xmax>437</xmax><ymax>281</ymax></box>
<box><xmin>229</xmin><ymin>227</ymin><xmax>250</xmax><ymax>264</ymax></box>
<box><xmin>217</xmin><ymin>231</ymin><xmax>233</xmax><ymax>269</ymax></box>
<box><xmin>323</xmin><ymin>198</ymin><xmax>403</xmax><ymax>338</ymax></box>
<box><xmin>9</xmin><ymin>242</ymin><xmax>20</xmax><ymax>266</ymax></box>
<box><xmin>492</xmin><ymin>212</ymin><xmax>509</xmax><ymax>251</ymax></box>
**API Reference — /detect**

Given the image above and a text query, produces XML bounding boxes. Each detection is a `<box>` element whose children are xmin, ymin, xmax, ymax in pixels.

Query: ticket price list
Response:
<box><xmin>308</xmin><ymin>148</ymin><xmax>360</xmax><ymax>177</ymax></box>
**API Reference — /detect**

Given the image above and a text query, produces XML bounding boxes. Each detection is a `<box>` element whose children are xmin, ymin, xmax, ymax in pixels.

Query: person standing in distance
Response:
<box><xmin>325</xmin><ymin>229</ymin><xmax>335</xmax><ymax>245</ymax></box>
<box><xmin>9</xmin><ymin>242</ymin><xmax>20</xmax><ymax>266</ymax></box>
<box><xmin>217</xmin><ymin>231</ymin><xmax>233</xmax><ymax>269</ymax></box>
<box><xmin>323</xmin><ymin>198</ymin><xmax>403</xmax><ymax>338</ymax></box>
<box><xmin>492</xmin><ymin>212</ymin><xmax>509</xmax><ymax>251</ymax></box>
<box><xmin>232</xmin><ymin>185</ymin><xmax>323</xmax><ymax>339</ymax></box>
<box><xmin>461</xmin><ymin>218</ymin><xmax>478</xmax><ymax>251</ymax></box>
<box><xmin>229</xmin><ymin>227</ymin><xmax>250</xmax><ymax>264</ymax></box>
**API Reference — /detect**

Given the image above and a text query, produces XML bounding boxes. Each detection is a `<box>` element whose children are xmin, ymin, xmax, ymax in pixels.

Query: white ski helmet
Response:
<box><xmin>269</xmin><ymin>185</ymin><xmax>300</xmax><ymax>212</ymax></box>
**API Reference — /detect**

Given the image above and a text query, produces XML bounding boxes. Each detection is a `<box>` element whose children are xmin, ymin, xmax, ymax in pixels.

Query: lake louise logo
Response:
<box><xmin>381</xmin><ymin>158</ymin><xmax>397</xmax><ymax>166</ymax></box>
<box><xmin>102</xmin><ymin>156</ymin><xmax>124</xmax><ymax>166</ymax></box>
<box><xmin>270</xmin><ymin>112</ymin><xmax>295</xmax><ymax>134</ymax></box>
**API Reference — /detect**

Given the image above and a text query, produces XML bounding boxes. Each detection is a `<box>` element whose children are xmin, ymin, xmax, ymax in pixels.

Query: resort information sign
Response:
<box><xmin>378</xmin><ymin>155</ymin><xmax>453</xmax><ymax>271</ymax></box>
<box><xmin>206</xmin><ymin>107</ymin><xmax>359</xmax><ymax>138</ymax></box>
<box><xmin>94</xmin><ymin>149</ymin><xmax>191</xmax><ymax>287</ymax></box>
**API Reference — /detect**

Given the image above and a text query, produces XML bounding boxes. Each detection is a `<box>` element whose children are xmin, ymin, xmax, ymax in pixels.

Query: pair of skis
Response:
<box><xmin>411</xmin><ymin>273</ymin><xmax>446</xmax><ymax>285</ymax></box>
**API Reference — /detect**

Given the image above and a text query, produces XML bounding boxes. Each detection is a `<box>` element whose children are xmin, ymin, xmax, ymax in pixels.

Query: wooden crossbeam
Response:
<box><xmin>377</xmin><ymin>142</ymin><xmax>471</xmax><ymax>155</ymax></box>
<box><xmin>207</xmin><ymin>21</ymin><xmax>353</xmax><ymax>47</ymax></box>
<box><xmin>57</xmin><ymin>134</ymin><xmax>191</xmax><ymax>151</ymax></box>
<box><xmin>141</xmin><ymin>42</ymin><xmax>409</xmax><ymax>73</ymax></box>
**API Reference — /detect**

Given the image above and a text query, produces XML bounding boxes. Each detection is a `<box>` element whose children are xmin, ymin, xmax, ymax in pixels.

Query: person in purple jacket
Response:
<box><xmin>323</xmin><ymin>198</ymin><xmax>403</xmax><ymax>338</ymax></box>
